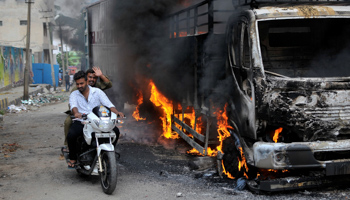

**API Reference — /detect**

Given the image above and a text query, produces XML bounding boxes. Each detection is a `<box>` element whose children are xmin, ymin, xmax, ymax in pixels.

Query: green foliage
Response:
<box><xmin>57</xmin><ymin>51</ymin><xmax>83</xmax><ymax>68</ymax></box>
<box><xmin>0</xmin><ymin>109</ymin><xmax>5</xmax><ymax>115</ymax></box>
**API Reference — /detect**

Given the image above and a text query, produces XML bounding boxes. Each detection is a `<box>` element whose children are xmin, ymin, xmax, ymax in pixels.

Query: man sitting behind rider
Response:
<box><xmin>67</xmin><ymin>70</ymin><xmax>124</xmax><ymax>168</ymax></box>
<box><xmin>63</xmin><ymin>66</ymin><xmax>112</xmax><ymax>150</ymax></box>
<box><xmin>84</xmin><ymin>66</ymin><xmax>112</xmax><ymax>90</ymax></box>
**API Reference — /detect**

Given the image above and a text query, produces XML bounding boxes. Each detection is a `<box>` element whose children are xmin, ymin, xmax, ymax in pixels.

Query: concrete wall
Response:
<box><xmin>0</xmin><ymin>46</ymin><xmax>26</xmax><ymax>88</ymax></box>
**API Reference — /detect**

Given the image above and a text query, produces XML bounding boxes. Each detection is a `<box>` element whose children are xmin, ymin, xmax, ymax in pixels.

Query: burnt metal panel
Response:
<box><xmin>172</xmin><ymin>115</ymin><xmax>205</xmax><ymax>142</ymax></box>
<box><xmin>172</xmin><ymin>124</ymin><xmax>205</xmax><ymax>154</ymax></box>
<box><xmin>326</xmin><ymin>161</ymin><xmax>350</xmax><ymax>176</ymax></box>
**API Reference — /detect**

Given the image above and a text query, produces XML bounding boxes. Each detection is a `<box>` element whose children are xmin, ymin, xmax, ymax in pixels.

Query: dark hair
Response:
<box><xmin>86</xmin><ymin>68</ymin><xmax>94</xmax><ymax>75</ymax></box>
<box><xmin>74</xmin><ymin>70</ymin><xmax>87</xmax><ymax>81</ymax></box>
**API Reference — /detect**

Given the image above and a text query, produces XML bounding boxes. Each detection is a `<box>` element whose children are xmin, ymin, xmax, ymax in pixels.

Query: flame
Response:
<box><xmin>214</xmin><ymin>105</ymin><xmax>232</xmax><ymax>154</ymax></box>
<box><xmin>132</xmin><ymin>90</ymin><xmax>146</xmax><ymax>121</ymax></box>
<box><xmin>138</xmin><ymin>81</ymin><xmax>250</xmax><ymax>179</ymax></box>
<box><xmin>173</xmin><ymin>31</ymin><xmax>209</xmax><ymax>38</ymax></box>
<box><xmin>177</xmin><ymin>105</ymin><xmax>203</xmax><ymax>134</ymax></box>
<box><xmin>221</xmin><ymin>160</ymin><xmax>234</xmax><ymax>179</ymax></box>
<box><xmin>256</xmin><ymin>169</ymin><xmax>289</xmax><ymax>179</ymax></box>
<box><xmin>149</xmin><ymin>80</ymin><xmax>179</xmax><ymax>139</ymax></box>
<box><xmin>273</xmin><ymin>127</ymin><xmax>283</xmax><ymax>143</ymax></box>
<box><xmin>238</xmin><ymin>147</ymin><xmax>249</xmax><ymax>179</ymax></box>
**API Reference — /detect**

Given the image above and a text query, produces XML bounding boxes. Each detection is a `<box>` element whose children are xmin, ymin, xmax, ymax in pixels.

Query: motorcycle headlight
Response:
<box><xmin>93</xmin><ymin>117</ymin><xmax>115</xmax><ymax>131</ymax></box>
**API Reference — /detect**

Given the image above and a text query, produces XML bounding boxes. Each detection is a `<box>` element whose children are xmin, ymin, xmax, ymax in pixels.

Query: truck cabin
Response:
<box><xmin>258</xmin><ymin>16</ymin><xmax>350</xmax><ymax>78</ymax></box>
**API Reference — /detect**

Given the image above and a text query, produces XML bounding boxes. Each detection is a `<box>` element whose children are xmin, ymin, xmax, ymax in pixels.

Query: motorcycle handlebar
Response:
<box><xmin>70</xmin><ymin>114</ymin><xmax>88</xmax><ymax>120</ymax></box>
<box><xmin>71</xmin><ymin>114</ymin><xmax>124</xmax><ymax>119</ymax></box>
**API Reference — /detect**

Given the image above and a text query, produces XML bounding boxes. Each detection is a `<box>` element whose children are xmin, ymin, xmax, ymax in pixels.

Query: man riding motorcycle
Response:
<box><xmin>66</xmin><ymin>70</ymin><xmax>124</xmax><ymax>168</ymax></box>
<box><xmin>63</xmin><ymin>66</ymin><xmax>113</xmax><ymax>152</ymax></box>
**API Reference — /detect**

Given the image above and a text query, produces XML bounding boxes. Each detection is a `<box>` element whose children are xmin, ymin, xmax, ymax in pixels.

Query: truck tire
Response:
<box><xmin>222</xmin><ymin>136</ymin><xmax>244</xmax><ymax>179</ymax></box>
<box><xmin>100</xmin><ymin>151</ymin><xmax>117</xmax><ymax>195</ymax></box>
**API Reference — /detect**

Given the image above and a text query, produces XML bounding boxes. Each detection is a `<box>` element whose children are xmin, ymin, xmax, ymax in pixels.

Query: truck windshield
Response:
<box><xmin>258</xmin><ymin>18</ymin><xmax>350</xmax><ymax>78</ymax></box>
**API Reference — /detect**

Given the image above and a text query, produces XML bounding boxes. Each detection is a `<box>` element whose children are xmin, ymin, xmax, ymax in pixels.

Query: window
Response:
<box><xmin>20</xmin><ymin>20</ymin><xmax>27</xmax><ymax>25</ymax></box>
<box><xmin>0</xmin><ymin>21</ymin><xmax>2</xmax><ymax>26</ymax></box>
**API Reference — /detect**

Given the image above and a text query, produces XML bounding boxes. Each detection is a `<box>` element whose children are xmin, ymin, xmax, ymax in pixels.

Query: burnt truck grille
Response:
<box><xmin>314</xmin><ymin>150</ymin><xmax>350</xmax><ymax>161</ymax></box>
<box><xmin>304</xmin><ymin>106</ymin><xmax>350</xmax><ymax>121</ymax></box>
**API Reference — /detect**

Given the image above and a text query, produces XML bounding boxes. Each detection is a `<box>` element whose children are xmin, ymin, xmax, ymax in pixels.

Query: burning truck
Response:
<box><xmin>85</xmin><ymin>0</ymin><xmax>350</xmax><ymax>192</ymax></box>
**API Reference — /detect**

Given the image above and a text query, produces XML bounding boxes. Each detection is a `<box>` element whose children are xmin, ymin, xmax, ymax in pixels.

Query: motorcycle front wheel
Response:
<box><xmin>99</xmin><ymin>151</ymin><xmax>117</xmax><ymax>194</ymax></box>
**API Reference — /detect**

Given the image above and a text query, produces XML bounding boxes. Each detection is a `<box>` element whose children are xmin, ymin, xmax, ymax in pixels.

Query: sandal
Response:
<box><xmin>67</xmin><ymin>160</ymin><xmax>77</xmax><ymax>169</ymax></box>
<box><xmin>61</xmin><ymin>146</ymin><xmax>69</xmax><ymax>153</ymax></box>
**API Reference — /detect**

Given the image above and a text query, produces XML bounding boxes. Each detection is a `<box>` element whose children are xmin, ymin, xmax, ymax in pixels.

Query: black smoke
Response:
<box><xmin>108</xmin><ymin>0</ymin><xmax>232</xmax><ymax>111</ymax></box>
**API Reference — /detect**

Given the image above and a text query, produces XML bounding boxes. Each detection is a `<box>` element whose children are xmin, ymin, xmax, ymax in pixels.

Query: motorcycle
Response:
<box><xmin>61</xmin><ymin>105</ymin><xmax>119</xmax><ymax>194</ymax></box>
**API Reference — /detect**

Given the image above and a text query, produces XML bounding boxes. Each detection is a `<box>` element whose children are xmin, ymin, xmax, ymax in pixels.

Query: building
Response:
<box><xmin>0</xmin><ymin>0</ymin><xmax>56</xmax><ymax>64</ymax></box>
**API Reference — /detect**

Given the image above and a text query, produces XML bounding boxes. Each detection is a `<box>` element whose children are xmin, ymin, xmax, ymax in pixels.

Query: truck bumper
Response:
<box><xmin>253</xmin><ymin>139</ymin><xmax>350</xmax><ymax>175</ymax></box>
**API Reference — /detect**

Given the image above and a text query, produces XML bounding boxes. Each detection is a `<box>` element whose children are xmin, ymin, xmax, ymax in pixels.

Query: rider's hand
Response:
<box><xmin>92</xmin><ymin>66</ymin><xmax>102</xmax><ymax>77</ymax></box>
<box><xmin>74</xmin><ymin>112</ymin><xmax>82</xmax><ymax>119</ymax></box>
<box><xmin>117</xmin><ymin>112</ymin><xmax>125</xmax><ymax>118</ymax></box>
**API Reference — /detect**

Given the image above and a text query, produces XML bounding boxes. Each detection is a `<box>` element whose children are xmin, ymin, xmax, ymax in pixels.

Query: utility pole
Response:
<box><xmin>41</xmin><ymin>9</ymin><xmax>56</xmax><ymax>91</ymax></box>
<box><xmin>65</xmin><ymin>44</ymin><xmax>69</xmax><ymax>73</ymax></box>
<box><xmin>23</xmin><ymin>0</ymin><xmax>34</xmax><ymax>100</ymax></box>
<box><xmin>58</xmin><ymin>19</ymin><xmax>66</xmax><ymax>85</ymax></box>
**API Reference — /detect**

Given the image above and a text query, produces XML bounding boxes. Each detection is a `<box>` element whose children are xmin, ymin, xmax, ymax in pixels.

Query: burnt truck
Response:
<box><xmin>166</xmin><ymin>0</ymin><xmax>350</xmax><ymax>191</ymax></box>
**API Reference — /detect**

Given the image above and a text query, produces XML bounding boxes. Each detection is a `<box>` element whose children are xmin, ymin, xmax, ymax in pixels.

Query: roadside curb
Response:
<box><xmin>0</xmin><ymin>98</ymin><xmax>8</xmax><ymax>110</ymax></box>
<box><xmin>0</xmin><ymin>87</ymin><xmax>44</xmax><ymax>110</ymax></box>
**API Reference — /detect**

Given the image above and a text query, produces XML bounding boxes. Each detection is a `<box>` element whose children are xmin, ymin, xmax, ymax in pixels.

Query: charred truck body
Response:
<box><xmin>84</xmin><ymin>0</ymin><xmax>350</xmax><ymax>191</ymax></box>
<box><xmin>168</xmin><ymin>0</ymin><xmax>350</xmax><ymax>191</ymax></box>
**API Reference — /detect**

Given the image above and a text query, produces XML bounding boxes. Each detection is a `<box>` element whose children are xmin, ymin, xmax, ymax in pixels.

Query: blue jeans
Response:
<box><xmin>66</xmin><ymin>82</ymin><xmax>70</xmax><ymax>92</ymax></box>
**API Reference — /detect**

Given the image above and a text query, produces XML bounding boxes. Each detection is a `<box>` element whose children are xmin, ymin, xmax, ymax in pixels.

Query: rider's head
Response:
<box><xmin>74</xmin><ymin>70</ymin><xmax>88</xmax><ymax>93</ymax></box>
<box><xmin>86</xmin><ymin>68</ymin><xmax>97</xmax><ymax>87</ymax></box>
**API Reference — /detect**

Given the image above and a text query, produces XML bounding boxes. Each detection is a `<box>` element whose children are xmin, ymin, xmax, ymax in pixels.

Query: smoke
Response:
<box><xmin>108</xmin><ymin>0</ymin><xmax>187</xmax><ymax>101</ymax></box>
<box><xmin>55</xmin><ymin>0</ymin><xmax>97</xmax><ymax>17</ymax></box>
<box><xmin>108</xmin><ymin>0</ymin><xmax>232</xmax><ymax>104</ymax></box>
<box><xmin>101</xmin><ymin>0</ymin><xmax>234</xmax><ymax>144</ymax></box>
<box><xmin>54</xmin><ymin>0</ymin><xmax>97</xmax><ymax>52</ymax></box>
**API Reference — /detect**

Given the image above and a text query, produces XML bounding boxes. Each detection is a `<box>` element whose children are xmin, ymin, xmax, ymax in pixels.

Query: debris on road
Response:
<box><xmin>176</xmin><ymin>192</ymin><xmax>183</xmax><ymax>197</ymax></box>
<box><xmin>6</xmin><ymin>89</ymin><xmax>69</xmax><ymax>113</ymax></box>
<box><xmin>1</xmin><ymin>143</ymin><xmax>20</xmax><ymax>157</ymax></box>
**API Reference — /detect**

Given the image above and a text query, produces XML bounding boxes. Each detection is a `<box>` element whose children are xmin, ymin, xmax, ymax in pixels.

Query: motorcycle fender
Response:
<box><xmin>97</xmin><ymin>144</ymin><xmax>115</xmax><ymax>156</ymax></box>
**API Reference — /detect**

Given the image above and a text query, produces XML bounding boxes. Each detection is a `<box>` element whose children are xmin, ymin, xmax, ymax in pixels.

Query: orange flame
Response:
<box><xmin>176</xmin><ymin>106</ymin><xmax>203</xmax><ymax>134</ymax></box>
<box><xmin>222</xmin><ymin>160</ymin><xmax>234</xmax><ymax>179</ymax></box>
<box><xmin>238</xmin><ymin>147</ymin><xmax>249</xmax><ymax>179</ymax></box>
<box><xmin>214</xmin><ymin>105</ymin><xmax>233</xmax><ymax>154</ymax></box>
<box><xmin>132</xmin><ymin>90</ymin><xmax>146</xmax><ymax>121</ymax></box>
<box><xmin>149</xmin><ymin>80</ymin><xmax>179</xmax><ymax>139</ymax></box>
<box><xmin>273</xmin><ymin>127</ymin><xmax>283</xmax><ymax>143</ymax></box>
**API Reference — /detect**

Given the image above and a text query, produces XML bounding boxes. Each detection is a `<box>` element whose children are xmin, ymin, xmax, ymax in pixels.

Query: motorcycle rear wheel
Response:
<box><xmin>100</xmin><ymin>151</ymin><xmax>117</xmax><ymax>194</ymax></box>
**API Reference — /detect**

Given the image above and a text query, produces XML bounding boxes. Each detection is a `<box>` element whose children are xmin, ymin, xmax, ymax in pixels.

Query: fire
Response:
<box><xmin>222</xmin><ymin>160</ymin><xmax>234</xmax><ymax>179</ymax></box>
<box><xmin>273</xmin><ymin>127</ymin><xmax>283</xmax><ymax>143</ymax></box>
<box><xmin>186</xmin><ymin>104</ymin><xmax>249</xmax><ymax>179</ymax></box>
<box><xmin>134</xmin><ymin>81</ymin><xmax>249</xmax><ymax>179</ymax></box>
<box><xmin>257</xmin><ymin>169</ymin><xmax>289</xmax><ymax>179</ymax></box>
<box><xmin>214</xmin><ymin>105</ymin><xmax>232</xmax><ymax>154</ymax></box>
<box><xmin>173</xmin><ymin>31</ymin><xmax>209</xmax><ymax>38</ymax></box>
<box><xmin>132</xmin><ymin>90</ymin><xmax>146</xmax><ymax>121</ymax></box>
<box><xmin>176</xmin><ymin>105</ymin><xmax>203</xmax><ymax>134</ymax></box>
<box><xmin>238</xmin><ymin>147</ymin><xmax>249</xmax><ymax>179</ymax></box>
<box><xmin>149</xmin><ymin>80</ymin><xmax>179</xmax><ymax>139</ymax></box>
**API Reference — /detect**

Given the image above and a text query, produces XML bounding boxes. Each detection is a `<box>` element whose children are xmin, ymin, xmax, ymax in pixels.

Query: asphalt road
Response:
<box><xmin>1</xmin><ymin>93</ymin><xmax>350</xmax><ymax>200</ymax></box>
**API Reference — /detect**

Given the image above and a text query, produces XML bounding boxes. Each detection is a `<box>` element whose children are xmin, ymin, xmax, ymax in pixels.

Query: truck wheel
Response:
<box><xmin>222</xmin><ymin>136</ymin><xmax>244</xmax><ymax>179</ymax></box>
<box><xmin>100</xmin><ymin>151</ymin><xmax>118</xmax><ymax>195</ymax></box>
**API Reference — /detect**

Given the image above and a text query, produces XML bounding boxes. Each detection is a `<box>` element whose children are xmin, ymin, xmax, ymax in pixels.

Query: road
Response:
<box><xmin>1</xmin><ymin>95</ymin><xmax>350</xmax><ymax>200</ymax></box>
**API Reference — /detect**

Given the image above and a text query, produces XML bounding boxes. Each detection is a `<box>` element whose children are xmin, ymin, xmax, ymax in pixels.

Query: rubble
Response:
<box><xmin>176</xmin><ymin>192</ymin><xmax>183</xmax><ymax>197</ymax></box>
<box><xmin>188</xmin><ymin>157</ymin><xmax>216</xmax><ymax>171</ymax></box>
<box><xmin>6</xmin><ymin>89</ymin><xmax>69</xmax><ymax>113</ymax></box>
